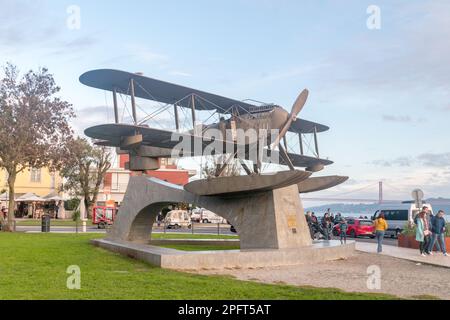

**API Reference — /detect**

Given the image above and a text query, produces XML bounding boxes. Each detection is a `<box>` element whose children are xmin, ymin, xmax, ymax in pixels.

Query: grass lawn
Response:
<box><xmin>0</xmin><ymin>233</ymin><xmax>398</xmax><ymax>300</ymax></box>
<box><xmin>159</xmin><ymin>244</ymin><xmax>241</xmax><ymax>251</ymax></box>
<box><xmin>15</xmin><ymin>219</ymin><xmax>94</xmax><ymax>227</ymax></box>
<box><xmin>151</xmin><ymin>233</ymin><xmax>238</xmax><ymax>240</ymax></box>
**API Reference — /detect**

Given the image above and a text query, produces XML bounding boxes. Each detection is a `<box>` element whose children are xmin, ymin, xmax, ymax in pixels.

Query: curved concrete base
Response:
<box><xmin>108</xmin><ymin>176</ymin><xmax>312</xmax><ymax>250</ymax></box>
<box><xmin>96</xmin><ymin>176</ymin><xmax>355</xmax><ymax>269</ymax></box>
<box><xmin>92</xmin><ymin>238</ymin><xmax>356</xmax><ymax>270</ymax></box>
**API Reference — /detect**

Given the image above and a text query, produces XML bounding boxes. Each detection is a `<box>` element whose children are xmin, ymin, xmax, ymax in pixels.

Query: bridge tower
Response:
<box><xmin>378</xmin><ymin>181</ymin><xmax>383</xmax><ymax>204</ymax></box>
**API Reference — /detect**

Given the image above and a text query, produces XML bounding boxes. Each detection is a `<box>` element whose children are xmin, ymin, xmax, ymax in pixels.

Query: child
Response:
<box><xmin>339</xmin><ymin>218</ymin><xmax>348</xmax><ymax>244</ymax></box>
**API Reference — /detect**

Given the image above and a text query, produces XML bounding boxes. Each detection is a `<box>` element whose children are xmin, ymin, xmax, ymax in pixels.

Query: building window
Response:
<box><xmin>30</xmin><ymin>168</ymin><xmax>41</xmax><ymax>183</ymax></box>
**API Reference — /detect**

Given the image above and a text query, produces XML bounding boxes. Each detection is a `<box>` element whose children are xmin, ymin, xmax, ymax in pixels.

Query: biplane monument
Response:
<box><xmin>82</xmin><ymin>69</ymin><xmax>352</xmax><ymax>269</ymax></box>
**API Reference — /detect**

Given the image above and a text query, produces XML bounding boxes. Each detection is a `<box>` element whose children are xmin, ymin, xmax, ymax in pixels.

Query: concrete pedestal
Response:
<box><xmin>107</xmin><ymin>176</ymin><xmax>311</xmax><ymax>250</ymax></box>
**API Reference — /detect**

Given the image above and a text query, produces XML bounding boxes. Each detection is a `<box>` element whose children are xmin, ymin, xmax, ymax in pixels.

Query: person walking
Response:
<box><xmin>416</xmin><ymin>210</ymin><xmax>431</xmax><ymax>257</ymax></box>
<box><xmin>322</xmin><ymin>212</ymin><xmax>332</xmax><ymax>240</ymax></box>
<box><xmin>424</xmin><ymin>209</ymin><xmax>433</xmax><ymax>255</ymax></box>
<box><xmin>311</xmin><ymin>212</ymin><xmax>318</xmax><ymax>224</ymax></box>
<box><xmin>305</xmin><ymin>211</ymin><xmax>314</xmax><ymax>240</ymax></box>
<box><xmin>339</xmin><ymin>217</ymin><xmax>348</xmax><ymax>244</ymax></box>
<box><xmin>427</xmin><ymin>210</ymin><xmax>438</xmax><ymax>254</ymax></box>
<box><xmin>430</xmin><ymin>210</ymin><xmax>447</xmax><ymax>256</ymax></box>
<box><xmin>374</xmin><ymin>213</ymin><xmax>388</xmax><ymax>253</ymax></box>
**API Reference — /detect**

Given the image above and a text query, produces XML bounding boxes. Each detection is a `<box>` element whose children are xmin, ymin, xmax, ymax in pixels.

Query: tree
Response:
<box><xmin>60</xmin><ymin>138</ymin><xmax>111</xmax><ymax>218</ymax></box>
<box><xmin>201</xmin><ymin>154</ymin><xmax>241</xmax><ymax>178</ymax></box>
<box><xmin>0</xmin><ymin>63</ymin><xmax>74</xmax><ymax>231</ymax></box>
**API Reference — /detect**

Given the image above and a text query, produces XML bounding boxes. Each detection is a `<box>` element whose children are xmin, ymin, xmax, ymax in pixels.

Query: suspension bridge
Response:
<box><xmin>302</xmin><ymin>181</ymin><xmax>450</xmax><ymax>205</ymax></box>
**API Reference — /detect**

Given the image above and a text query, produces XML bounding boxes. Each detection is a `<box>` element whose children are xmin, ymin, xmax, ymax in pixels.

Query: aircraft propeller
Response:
<box><xmin>271</xmin><ymin>89</ymin><xmax>309</xmax><ymax>150</ymax></box>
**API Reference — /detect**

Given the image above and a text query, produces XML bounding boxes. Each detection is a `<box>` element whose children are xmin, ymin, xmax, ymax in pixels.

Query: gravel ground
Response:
<box><xmin>196</xmin><ymin>252</ymin><xmax>450</xmax><ymax>300</ymax></box>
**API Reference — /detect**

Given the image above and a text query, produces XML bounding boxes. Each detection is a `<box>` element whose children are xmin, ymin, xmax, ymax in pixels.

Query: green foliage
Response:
<box><xmin>402</xmin><ymin>222</ymin><xmax>450</xmax><ymax>237</ymax></box>
<box><xmin>72</xmin><ymin>209</ymin><xmax>81</xmax><ymax>222</ymax></box>
<box><xmin>60</xmin><ymin>137</ymin><xmax>111</xmax><ymax>210</ymax></box>
<box><xmin>152</xmin><ymin>234</ymin><xmax>238</xmax><ymax>240</ymax></box>
<box><xmin>401</xmin><ymin>223</ymin><xmax>416</xmax><ymax>236</ymax></box>
<box><xmin>0</xmin><ymin>63</ymin><xmax>74</xmax><ymax>228</ymax></box>
<box><xmin>64</xmin><ymin>198</ymin><xmax>80</xmax><ymax>211</ymax></box>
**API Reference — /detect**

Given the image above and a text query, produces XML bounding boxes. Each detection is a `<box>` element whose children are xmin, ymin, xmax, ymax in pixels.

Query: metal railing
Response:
<box><xmin>154</xmin><ymin>221</ymin><xmax>233</xmax><ymax>236</ymax></box>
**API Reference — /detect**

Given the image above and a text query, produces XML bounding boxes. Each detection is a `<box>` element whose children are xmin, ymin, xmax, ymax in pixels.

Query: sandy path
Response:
<box><xmin>195</xmin><ymin>252</ymin><xmax>450</xmax><ymax>299</ymax></box>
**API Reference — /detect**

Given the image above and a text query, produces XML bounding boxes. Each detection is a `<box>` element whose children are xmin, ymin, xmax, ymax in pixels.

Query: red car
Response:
<box><xmin>333</xmin><ymin>218</ymin><xmax>375</xmax><ymax>238</ymax></box>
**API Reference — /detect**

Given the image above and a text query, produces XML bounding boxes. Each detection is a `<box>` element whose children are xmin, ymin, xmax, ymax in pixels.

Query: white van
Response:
<box><xmin>164</xmin><ymin>210</ymin><xmax>192</xmax><ymax>229</ymax></box>
<box><xmin>191</xmin><ymin>208</ymin><xmax>227</xmax><ymax>224</ymax></box>
<box><xmin>372</xmin><ymin>202</ymin><xmax>433</xmax><ymax>238</ymax></box>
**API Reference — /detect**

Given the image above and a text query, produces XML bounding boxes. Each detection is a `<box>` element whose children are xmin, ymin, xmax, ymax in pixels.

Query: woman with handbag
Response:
<box><xmin>416</xmin><ymin>211</ymin><xmax>431</xmax><ymax>256</ymax></box>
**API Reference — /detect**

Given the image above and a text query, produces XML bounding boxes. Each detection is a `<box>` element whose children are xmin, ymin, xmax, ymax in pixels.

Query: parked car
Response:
<box><xmin>333</xmin><ymin>218</ymin><xmax>375</xmax><ymax>238</ymax></box>
<box><xmin>371</xmin><ymin>202</ymin><xmax>434</xmax><ymax>238</ymax></box>
<box><xmin>164</xmin><ymin>210</ymin><xmax>192</xmax><ymax>229</ymax></box>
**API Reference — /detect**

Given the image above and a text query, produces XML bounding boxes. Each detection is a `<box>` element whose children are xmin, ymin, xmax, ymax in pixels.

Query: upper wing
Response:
<box><xmin>290</xmin><ymin>118</ymin><xmax>329</xmax><ymax>134</ymax></box>
<box><xmin>80</xmin><ymin>69</ymin><xmax>256</xmax><ymax>112</ymax></box>
<box><xmin>80</xmin><ymin>69</ymin><xmax>329</xmax><ymax>133</ymax></box>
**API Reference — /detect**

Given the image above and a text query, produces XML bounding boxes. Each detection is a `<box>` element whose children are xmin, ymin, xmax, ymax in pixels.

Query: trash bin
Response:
<box><xmin>41</xmin><ymin>214</ymin><xmax>51</xmax><ymax>233</ymax></box>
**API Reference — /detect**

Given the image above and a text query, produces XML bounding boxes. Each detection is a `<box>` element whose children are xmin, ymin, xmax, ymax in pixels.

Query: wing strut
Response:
<box><xmin>313</xmin><ymin>126</ymin><xmax>320</xmax><ymax>158</ymax></box>
<box><xmin>113</xmin><ymin>88</ymin><xmax>119</xmax><ymax>124</ymax></box>
<box><xmin>299</xmin><ymin>133</ymin><xmax>304</xmax><ymax>155</ymax></box>
<box><xmin>174</xmin><ymin>103</ymin><xmax>180</xmax><ymax>131</ymax></box>
<box><xmin>278</xmin><ymin>144</ymin><xmax>295</xmax><ymax>171</ymax></box>
<box><xmin>215</xmin><ymin>152</ymin><xmax>238</xmax><ymax>177</ymax></box>
<box><xmin>239</xmin><ymin>159</ymin><xmax>253</xmax><ymax>176</ymax></box>
<box><xmin>190</xmin><ymin>95</ymin><xmax>196</xmax><ymax>127</ymax></box>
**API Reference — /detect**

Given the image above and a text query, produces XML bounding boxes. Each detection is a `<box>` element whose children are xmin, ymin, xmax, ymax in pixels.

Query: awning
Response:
<box><xmin>43</xmin><ymin>192</ymin><xmax>66</xmax><ymax>202</ymax></box>
<box><xmin>16</xmin><ymin>193</ymin><xmax>46</xmax><ymax>202</ymax></box>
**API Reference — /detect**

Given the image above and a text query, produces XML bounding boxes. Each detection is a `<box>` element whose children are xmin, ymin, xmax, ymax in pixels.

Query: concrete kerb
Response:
<box><xmin>91</xmin><ymin>238</ymin><xmax>356</xmax><ymax>270</ymax></box>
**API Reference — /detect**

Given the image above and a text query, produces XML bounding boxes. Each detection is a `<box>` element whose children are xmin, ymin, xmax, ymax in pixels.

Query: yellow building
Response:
<box><xmin>0</xmin><ymin>167</ymin><xmax>62</xmax><ymax>197</ymax></box>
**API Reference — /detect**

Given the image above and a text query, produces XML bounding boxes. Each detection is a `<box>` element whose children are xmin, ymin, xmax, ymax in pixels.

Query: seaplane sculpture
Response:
<box><xmin>81</xmin><ymin>69</ymin><xmax>348</xmax><ymax>197</ymax></box>
<box><xmin>81</xmin><ymin>69</ymin><xmax>348</xmax><ymax>252</ymax></box>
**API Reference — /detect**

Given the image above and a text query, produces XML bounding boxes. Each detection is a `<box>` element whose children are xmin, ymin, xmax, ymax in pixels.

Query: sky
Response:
<box><xmin>1</xmin><ymin>0</ymin><xmax>449</xmax><ymax>205</ymax></box>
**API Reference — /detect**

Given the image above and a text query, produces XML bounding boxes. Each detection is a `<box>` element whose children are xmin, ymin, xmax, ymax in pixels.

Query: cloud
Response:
<box><xmin>373</xmin><ymin>152</ymin><xmax>450</xmax><ymax>168</ymax></box>
<box><xmin>72</xmin><ymin>105</ymin><xmax>113</xmax><ymax>135</ymax></box>
<box><xmin>49</xmin><ymin>36</ymin><xmax>98</xmax><ymax>56</ymax></box>
<box><xmin>373</xmin><ymin>157</ymin><xmax>412</xmax><ymax>167</ymax></box>
<box><xmin>169</xmin><ymin>71</ymin><xmax>192</xmax><ymax>77</ymax></box>
<box><xmin>417</xmin><ymin>153</ymin><xmax>450</xmax><ymax>168</ymax></box>
<box><xmin>0</xmin><ymin>0</ymin><xmax>98</xmax><ymax>58</ymax></box>
<box><xmin>125</xmin><ymin>45</ymin><xmax>169</xmax><ymax>66</ymax></box>
<box><xmin>382</xmin><ymin>115</ymin><xmax>412</xmax><ymax>123</ymax></box>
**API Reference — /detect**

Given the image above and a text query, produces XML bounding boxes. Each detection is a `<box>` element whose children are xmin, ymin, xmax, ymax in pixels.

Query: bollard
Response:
<box><xmin>81</xmin><ymin>219</ymin><xmax>87</xmax><ymax>233</ymax></box>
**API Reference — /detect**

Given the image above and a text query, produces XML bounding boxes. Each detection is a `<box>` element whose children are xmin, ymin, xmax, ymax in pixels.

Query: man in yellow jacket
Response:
<box><xmin>374</xmin><ymin>213</ymin><xmax>388</xmax><ymax>253</ymax></box>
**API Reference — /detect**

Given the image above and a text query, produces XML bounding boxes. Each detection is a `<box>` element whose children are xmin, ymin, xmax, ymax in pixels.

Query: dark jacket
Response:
<box><xmin>432</xmin><ymin>216</ymin><xmax>446</xmax><ymax>235</ymax></box>
<box><xmin>339</xmin><ymin>221</ymin><xmax>348</xmax><ymax>232</ymax></box>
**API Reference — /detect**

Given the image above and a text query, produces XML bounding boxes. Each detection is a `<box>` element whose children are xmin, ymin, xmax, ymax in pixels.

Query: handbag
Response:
<box><xmin>423</xmin><ymin>230</ymin><xmax>431</xmax><ymax>236</ymax></box>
